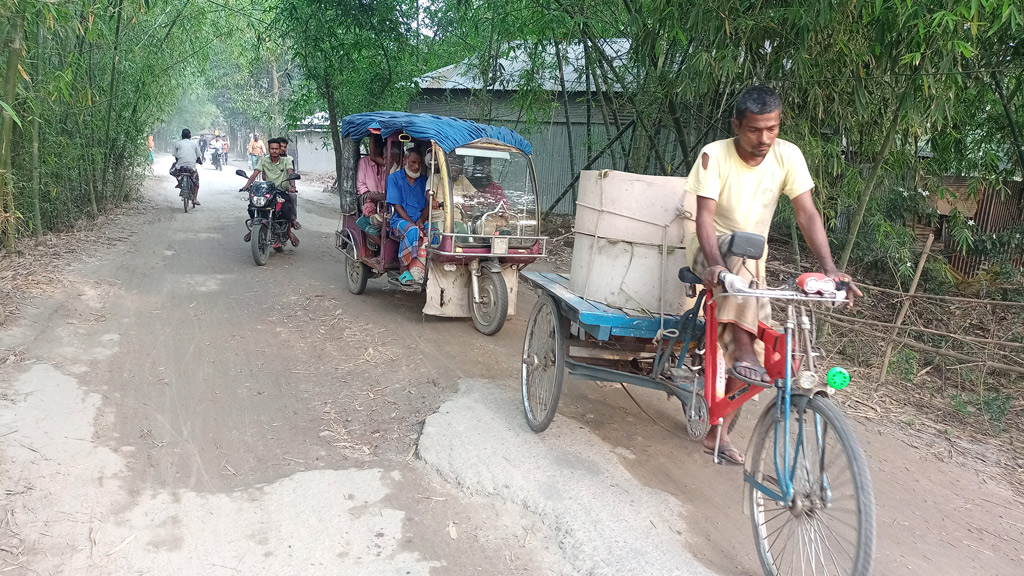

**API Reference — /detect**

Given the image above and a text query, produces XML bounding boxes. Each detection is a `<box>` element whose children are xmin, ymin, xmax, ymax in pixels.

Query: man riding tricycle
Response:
<box><xmin>335</xmin><ymin>112</ymin><xmax>547</xmax><ymax>335</ymax></box>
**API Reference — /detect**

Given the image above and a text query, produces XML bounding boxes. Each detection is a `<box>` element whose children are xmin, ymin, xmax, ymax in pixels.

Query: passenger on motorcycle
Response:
<box><xmin>169</xmin><ymin>128</ymin><xmax>203</xmax><ymax>207</ymax></box>
<box><xmin>240</xmin><ymin>137</ymin><xmax>300</xmax><ymax>246</ymax></box>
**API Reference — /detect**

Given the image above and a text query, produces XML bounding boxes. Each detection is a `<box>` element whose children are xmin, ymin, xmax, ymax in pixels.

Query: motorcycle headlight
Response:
<box><xmin>251</xmin><ymin>195</ymin><xmax>267</xmax><ymax>207</ymax></box>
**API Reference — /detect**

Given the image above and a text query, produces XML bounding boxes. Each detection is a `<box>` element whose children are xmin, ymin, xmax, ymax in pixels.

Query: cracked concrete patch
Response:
<box><xmin>417</xmin><ymin>379</ymin><xmax>720</xmax><ymax>576</ymax></box>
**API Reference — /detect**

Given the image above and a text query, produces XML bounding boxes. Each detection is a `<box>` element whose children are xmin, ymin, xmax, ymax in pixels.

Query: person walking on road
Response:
<box><xmin>248</xmin><ymin>133</ymin><xmax>265</xmax><ymax>170</ymax></box>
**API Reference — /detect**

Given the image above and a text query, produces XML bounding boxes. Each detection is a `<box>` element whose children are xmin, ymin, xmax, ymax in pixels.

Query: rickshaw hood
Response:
<box><xmin>341</xmin><ymin>111</ymin><xmax>532</xmax><ymax>155</ymax></box>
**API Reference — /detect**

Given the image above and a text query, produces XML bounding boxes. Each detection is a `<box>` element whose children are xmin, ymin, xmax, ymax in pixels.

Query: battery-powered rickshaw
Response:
<box><xmin>335</xmin><ymin>112</ymin><xmax>547</xmax><ymax>335</ymax></box>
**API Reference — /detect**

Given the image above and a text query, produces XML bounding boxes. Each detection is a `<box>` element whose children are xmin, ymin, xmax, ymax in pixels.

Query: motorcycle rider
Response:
<box><xmin>169</xmin><ymin>128</ymin><xmax>203</xmax><ymax>207</ymax></box>
<box><xmin>211</xmin><ymin>135</ymin><xmax>224</xmax><ymax>168</ymax></box>
<box><xmin>240</xmin><ymin>137</ymin><xmax>300</xmax><ymax>246</ymax></box>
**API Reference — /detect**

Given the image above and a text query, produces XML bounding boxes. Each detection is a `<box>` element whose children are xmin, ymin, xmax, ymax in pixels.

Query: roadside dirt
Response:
<box><xmin>0</xmin><ymin>156</ymin><xmax>1021</xmax><ymax>575</ymax></box>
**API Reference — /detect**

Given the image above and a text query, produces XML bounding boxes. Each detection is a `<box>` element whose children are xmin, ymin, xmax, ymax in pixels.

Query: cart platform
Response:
<box><xmin>522</xmin><ymin>271</ymin><xmax>685</xmax><ymax>341</ymax></box>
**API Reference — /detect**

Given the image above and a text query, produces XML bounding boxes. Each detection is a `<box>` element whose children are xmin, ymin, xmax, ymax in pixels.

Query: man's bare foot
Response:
<box><xmin>703</xmin><ymin>431</ymin><xmax>744</xmax><ymax>465</ymax></box>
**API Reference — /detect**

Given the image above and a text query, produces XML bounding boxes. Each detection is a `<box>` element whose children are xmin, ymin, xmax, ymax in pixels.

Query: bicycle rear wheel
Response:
<box><xmin>746</xmin><ymin>395</ymin><xmax>875</xmax><ymax>576</ymax></box>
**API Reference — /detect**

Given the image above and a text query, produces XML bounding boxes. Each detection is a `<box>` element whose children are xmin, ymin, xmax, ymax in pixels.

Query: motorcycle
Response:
<box><xmin>236</xmin><ymin>169</ymin><xmax>301</xmax><ymax>266</ymax></box>
<box><xmin>212</xmin><ymin>148</ymin><xmax>223</xmax><ymax>171</ymax></box>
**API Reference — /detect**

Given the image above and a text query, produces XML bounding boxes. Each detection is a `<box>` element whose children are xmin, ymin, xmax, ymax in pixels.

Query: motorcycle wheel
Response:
<box><xmin>251</xmin><ymin>223</ymin><xmax>270</xmax><ymax>266</ymax></box>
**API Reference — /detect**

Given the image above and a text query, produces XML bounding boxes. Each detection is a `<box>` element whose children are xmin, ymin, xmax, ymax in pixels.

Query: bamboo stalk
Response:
<box><xmin>553</xmin><ymin>40</ymin><xmax>578</xmax><ymax>202</ymax></box>
<box><xmin>767</xmin><ymin>262</ymin><xmax>1024</xmax><ymax>308</ymax></box>
<box><xmin>0</xmin><ymin>8</ymin><xmax>25</xmax><ymax>251</ymax></box>
<box><xmin>31</xmin><ymin>15</ymin><xmax>42</xmax><ymax>238</ymax></box>
<box><xmin>877</xmin><ymin>233</ymin><xmax>933</xmax><ymax>383</ymax></box>
<box><xmin>820</xmin><ymin>310</ymin><xmax>1024</xmax><ymax>350</ymax></box>
<box><xmin>819</xmin><ymin>315</ymin><xmax>1024</xmax><ymax>378</ymax></box>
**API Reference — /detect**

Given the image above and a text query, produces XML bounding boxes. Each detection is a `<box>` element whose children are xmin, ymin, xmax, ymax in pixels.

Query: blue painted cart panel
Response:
<box><xmin>522</xmin><ymin>271</ymin><xmax>684</xmax><ymax>341</ymax></box>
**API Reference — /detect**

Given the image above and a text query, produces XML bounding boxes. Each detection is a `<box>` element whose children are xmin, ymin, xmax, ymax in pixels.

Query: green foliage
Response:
<box><xmin>888</xmin><ymin>347</ymin><xmax>919</xmax><ymax>383</ymax></box>
<box><xmin>951</xmin><ymin>390</ymin><xmax>1013</xmax><ymax>432</ymax></box>
<box><xmin>430</xmin><ymin>0</ymin><xmax>1024</xmax><ymax>288</ymax></box>
<box><xmin>0</xmin><ymin>0</ymin><xmax>215</xmax><ymax>238</ymax></box>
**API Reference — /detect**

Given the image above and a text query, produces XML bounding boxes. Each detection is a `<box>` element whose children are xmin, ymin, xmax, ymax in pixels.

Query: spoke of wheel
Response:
<box><xmin>816</xmin><ymin>508</ymin><xmax>858</xmax><ymax>560</ymax></box>
<box><xmin>809</xmin><ymin>513</ymin><xmax>829</xmax><ymax>576</ymax></box>
<box><xmin>771</xmin><ymin>513</ymin><xmax>796</xmax><ymax>576</ymax></box>
<box><xmin>812</xmin><ymin>512</ymin><xmax>853</xmax><ymax>575</ymax></box>
<box><xmin>818</xmin><ymin>508</ymin><xmax>861</xmax><ymax>533</ymax></box>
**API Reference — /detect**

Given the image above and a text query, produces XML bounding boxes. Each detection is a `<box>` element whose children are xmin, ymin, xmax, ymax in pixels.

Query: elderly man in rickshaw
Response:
<box><xmin>387</xmin><ymin>148</ymin><xmax>430</xmax><ymax>285</ymax></box>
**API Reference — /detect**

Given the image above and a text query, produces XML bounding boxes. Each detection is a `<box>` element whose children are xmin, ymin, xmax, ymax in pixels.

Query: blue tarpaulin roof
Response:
<box><xmin>341</xmin><ymin>111</ymin><xmax>532</xmax><ymax>155</ymax></box>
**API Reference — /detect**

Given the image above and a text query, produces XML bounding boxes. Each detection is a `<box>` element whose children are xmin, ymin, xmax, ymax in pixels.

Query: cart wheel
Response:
<box><xmin>682</xmin><ymin>394</ymin><xmax>710</xmax><ymax>441</ymax></box>
<box><xmin>747</xmin><ymin>395</ymin><xmax>875</xmax><ymax>576</ymax></box>
<box><xmin>521</xmin><ymin>294</ymin><xmax>565</xmax><ymax>432</ymax></box>
<box><xmin>471</xmin><ymin>266</ymin><xmax>508</xmax><ymax>336</ymax></box>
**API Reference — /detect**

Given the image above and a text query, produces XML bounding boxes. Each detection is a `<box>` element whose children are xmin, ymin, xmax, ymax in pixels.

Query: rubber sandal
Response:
<box><xmin>704</xmin><ymin>446</ymin><xmax>744</xmax><ymax>466</ymax></box>
<box><xmin>292</xmin><ymin>220</ymin><xmax>302</xmax><ymax>230</ymax></box>
<box><xmin>727</xmin><ymin>361</ymin><xmax>773</xmax><ymax>388</ymax></box>
<box><xmin>290</xmin><ymin>235</ymin><xmax>300</xmax><ymax>247</ymax></box>
<box><xmin>397</xmin><ymin>271</ymin><xmax>415</xmax><ymax>285</ymax></box>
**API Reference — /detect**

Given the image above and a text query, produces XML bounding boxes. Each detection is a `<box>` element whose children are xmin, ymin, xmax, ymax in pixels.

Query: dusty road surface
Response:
<box><xmin>1</xmin><ymin>156</ymin><xmax>1022</xmax><ymax>575</ymax></box>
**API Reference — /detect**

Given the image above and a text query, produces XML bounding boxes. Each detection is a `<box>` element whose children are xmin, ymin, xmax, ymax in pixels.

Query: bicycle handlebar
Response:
<box><xmin>717</xmin><ymin>271</ymin><xmax>849</xmax><ymax>304</ymax></box>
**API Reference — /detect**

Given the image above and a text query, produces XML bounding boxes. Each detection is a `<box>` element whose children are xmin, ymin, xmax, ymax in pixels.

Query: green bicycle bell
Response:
<box><xmin>827</xmin><ymin>367</ymin><xmax>851</xmax><ymax>390</ymax></box>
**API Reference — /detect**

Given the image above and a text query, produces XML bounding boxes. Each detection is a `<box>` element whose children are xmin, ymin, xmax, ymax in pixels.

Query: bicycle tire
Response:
<box><xmin>746</xmin><ymin>394</ymin><xmax>875</xmax><ymax>576</ymax></box>
<box><xmin>521</xmin><ymin>294</ymin><xmax>565</xmax><ymax>432</ymax></box>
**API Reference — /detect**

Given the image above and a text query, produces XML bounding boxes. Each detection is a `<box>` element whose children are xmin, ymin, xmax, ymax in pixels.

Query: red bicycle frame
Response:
<box><xmin>703</xmin><ymin>299</ymin><xmax>799</xmax><ymax>423</ymax></box>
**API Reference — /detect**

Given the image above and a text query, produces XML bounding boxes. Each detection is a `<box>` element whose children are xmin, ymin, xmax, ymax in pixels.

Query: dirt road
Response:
<box><xmin>1</xmin><ymin>157</ymin><xmax>1021</xmax><ymax>575</ymax></box>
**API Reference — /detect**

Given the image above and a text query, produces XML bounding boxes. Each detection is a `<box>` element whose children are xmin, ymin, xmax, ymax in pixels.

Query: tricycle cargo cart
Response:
<box><xmin>520</xmin><ymin>232</ymin><xmax>876</xmax><ymax>576</ymax></box>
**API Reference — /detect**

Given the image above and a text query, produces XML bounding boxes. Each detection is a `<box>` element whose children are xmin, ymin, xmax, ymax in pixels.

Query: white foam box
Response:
<box><xmin>568</xmin><ymin>170</ymin><xmax>697</xmax><ymax>314</ymax></box>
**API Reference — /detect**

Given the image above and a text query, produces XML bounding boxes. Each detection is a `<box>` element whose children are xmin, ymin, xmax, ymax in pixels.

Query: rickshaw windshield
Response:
<box><xmin>446</xmin><ymin>146</ymin><xmax>538</xmax><ymax>239</ymax></box>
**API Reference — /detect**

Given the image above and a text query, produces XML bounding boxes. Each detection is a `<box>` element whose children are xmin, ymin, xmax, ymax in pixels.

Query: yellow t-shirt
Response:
<box><xmin>686</xmin><ymin>138</ymin><xmax>813</xmax><ymax>240</ymax></box>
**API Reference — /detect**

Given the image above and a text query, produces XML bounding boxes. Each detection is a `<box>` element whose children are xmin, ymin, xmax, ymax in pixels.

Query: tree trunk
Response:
<box><xmin>0</xmin><ymin>8</ymin><xmax>25</xmax><ymax>251</ymax></box>
<box><xmin>271</xmin><ymin>58</ymin><xmax>282</xmax><ymax>137</ymax></box>
<box><xmin>325</xmin><ymin>81</ymin><xmax>344</xmax><ymax>191</ymax></box>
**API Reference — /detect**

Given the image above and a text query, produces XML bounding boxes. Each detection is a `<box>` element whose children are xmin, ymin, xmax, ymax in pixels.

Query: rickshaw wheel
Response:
<box><xmin>471</xmin><ymin>266</ymin><xmax>508</xmax><ymax>335</ymax></box>
<box><xmin>346</xmin><ymin>254</ymin><xmax>370</xmax><ymax>295</ymax></box>
<box><xmin>521</xmin><ymin>294</ymin><xmax>565</xmax><ymax>432</ymax></box>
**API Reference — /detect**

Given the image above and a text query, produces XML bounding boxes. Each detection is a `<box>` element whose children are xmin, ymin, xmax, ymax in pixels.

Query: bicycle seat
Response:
<box><xmin>678</xmin><ymin>266</ymin><xmax>703</xmax><ymax>285</ymax></box>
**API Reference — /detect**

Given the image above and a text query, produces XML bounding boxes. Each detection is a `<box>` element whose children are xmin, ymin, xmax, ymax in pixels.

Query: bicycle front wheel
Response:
<box><xmin>746</xmin><ymin>395</ymin><xmax>875</xmax><ymax>576</ymax></box>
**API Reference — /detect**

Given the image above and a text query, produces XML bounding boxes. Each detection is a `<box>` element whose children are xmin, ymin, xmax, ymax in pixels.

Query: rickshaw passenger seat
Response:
<box><xmin>678</xmin><ymin>267</ymin><xmax>703</xmax><ymax>285</ymax></box>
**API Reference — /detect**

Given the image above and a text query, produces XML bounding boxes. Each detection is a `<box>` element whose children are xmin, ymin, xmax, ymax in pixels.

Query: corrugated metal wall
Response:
<box><xmin>947</xmin><ymin>180</ymin><xmax>1024</xmax><ymax>277</ymax></box>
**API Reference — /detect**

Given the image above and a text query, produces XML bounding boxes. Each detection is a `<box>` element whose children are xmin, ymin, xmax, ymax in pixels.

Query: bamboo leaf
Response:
<box><xmin>0</xmin><ymin>101</ymin><xmax>22</xmax><ymax>129</ymax></box>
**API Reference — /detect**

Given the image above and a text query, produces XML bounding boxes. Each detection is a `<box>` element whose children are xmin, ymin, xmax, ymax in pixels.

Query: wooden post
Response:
<box><xmin>877</xmin><ymin>233</ymin><xmax>934</xmax><ymax>384</ymax></box>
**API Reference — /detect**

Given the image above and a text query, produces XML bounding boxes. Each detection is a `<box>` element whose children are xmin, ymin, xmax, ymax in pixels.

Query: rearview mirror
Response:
<box><xmin>235</xmin><ymin>169</ymin><xmax>248</xmax><ymax>178</ymax></box>
<box><xmin>726</xmin><ymin>232</ymin><xmax>765</xmax><ymax>259</ymax></box>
